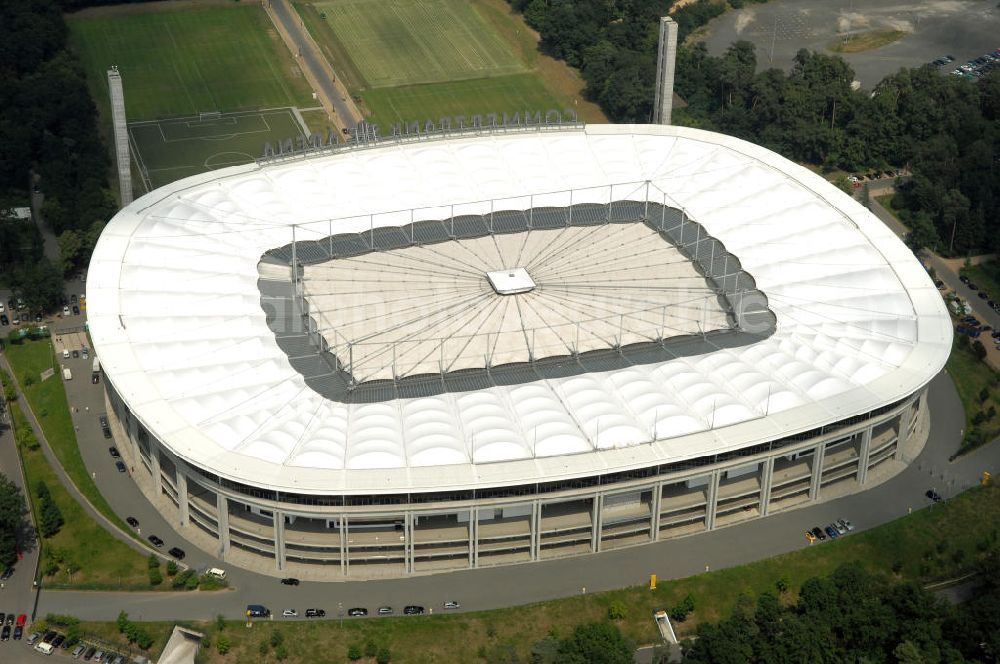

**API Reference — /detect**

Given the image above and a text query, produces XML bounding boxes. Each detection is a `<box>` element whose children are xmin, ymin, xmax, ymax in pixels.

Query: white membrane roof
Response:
<box><xmin>88</xmin><ymin>125</ymin><xmax>952</xmax><ymax>495</ymax></box>
<box><xmin>303</xmin><ymin>223</ymin><xmax>730</xmax><ymax>382</ymax></box>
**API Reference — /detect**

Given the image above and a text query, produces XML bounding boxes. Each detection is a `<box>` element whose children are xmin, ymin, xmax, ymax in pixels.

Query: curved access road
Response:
<box><xmin>35</xmin><ymin>370</ymin><xmax>1000</xmax><ymax>621</ymax></box>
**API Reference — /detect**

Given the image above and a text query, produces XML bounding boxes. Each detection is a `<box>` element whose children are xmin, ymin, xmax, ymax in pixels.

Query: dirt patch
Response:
<box><xmin>829</xmin><ymin>28</ymin><xmax>908</xmax><ymax>53</ymax></box>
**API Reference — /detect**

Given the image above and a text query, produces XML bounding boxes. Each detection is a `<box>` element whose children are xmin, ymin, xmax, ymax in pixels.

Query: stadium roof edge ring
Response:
<box><xmin>88</xmin><ymin>124</ymin><xmax>952</xmax><ymax>496</ymax></box>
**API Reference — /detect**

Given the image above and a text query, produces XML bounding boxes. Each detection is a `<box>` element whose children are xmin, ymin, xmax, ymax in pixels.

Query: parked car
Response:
<box><xmin>804</xmin><ymin>530</ymin><xmax>816</xmax><ymax>543</ymax></box>
<box><xmin>13</xmin><ymin>625</ymin><xmax>22</xmax><ymax>640</ymax></box>
<box><xmin>102</xmin><ymin>426</ymin><xmax>112</xmax><ymax>439</ymax></box>
<box><xmin>99</xmin><ymin>415</ymin><xmax>109</xmax><ymax>428</ymax></box>
<box><xmin>824</xmin><ymin>525</ymin><xmax>840</xmax><ymax>539</ymax></box>
<box><xmin>25</xmin><ymin>631</ymin><xmax>41</xmax><ymax>645</ymax></box>
<box><xmin>837</xmin><ymin>518</ymin><xmax>855</xmax><ymax>532</ymax></box>
<box><xmin>72</xmin><ymin>305</ymin><xmax>79</xmax><ymax>315</ymax></box>
<box><xmin>282</xmin><ymin>609</ymin><xmax>298</xmax><ymax>618</ymax></box>
<box><xmin>348</xmin><ymin>608</ymin><xmax>368</xmax><ymax>617</ymax></box>
<box><xmin>0</xmin><ymin>566</ymin><xmax>13</xmax><ymax>580</ymax></box>
<box><xmin>148</xmin><ymin>535</ymin><xmax>164</xmax><ymax>547</ymax></box>
<box><xmin>305</xmin><ymin>608</ymin><xmax>326</xmax><ymax>618</ymax></box>
<box><xmin>168</xmin><ymin>547</ymin><xmax>186</xmax><ymax>559</ymax></box>
<box><xmin>126</xmin><ymin>517</ymin><xmax>139</xmax><ymax>528</ymax></box>
<box><xmin>42</xmin><ymin>630</ymin><xmax>57</xmax><ymax>643</ymax></box>
<box><xmin>280</xmin><ymin>577</ymin><xmax>300</xmax><ymax>586</ymax></box>
<box><xmin>403</xmin><ymin>605</ymin><xmax>425</xmax><ymax>615</ymax></box>
<box><xmin>115</xmin><ymin>460</ymin><xmax>126</xmax><ymax>473</ymax></box>
<box><xmin>72</xmin><ymin>644</ymin><xmax>86</xmax><ymax>658</ymax></box>
<box><xmin>443</xmin><ymin>601</ymin><xmax>460</xmax><ymax>610</ymax></box>
<box><xmin>926</xmin><ymin>488</ymin><xmax>942</xmax><ymax>502</ymax></box>
<box><xmin>63</xmin><ymin>306</ymin><xmax>70</xmax><ymax>316</ymax></box>
<box><xmin>810</xmin><ymin>526</ymin><xmax>826</xmax><ymax>541</ymax></box>
<box><xmin>109</xmin><ymin>446</ymin><xmax>120</xmax><ymax>457</ymax></box>
<box><xmin>52</xmin><ymin>633</ymin><xmax>65</xmax><ymax>647</ymax></box>
<box><xmin>0</xmin><ymin>314</ymin><xmax>7</xmax><ymax>326</ymax></box>
<box><xmin>377</xmin><ymin>606</ymin><xmax>393</xmax><ymax>616</ymax></box>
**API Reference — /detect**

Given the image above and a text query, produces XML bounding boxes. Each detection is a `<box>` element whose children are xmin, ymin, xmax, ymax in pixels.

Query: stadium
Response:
<box><xmin>88</xmin><ymin>124</ymin><xmax>951</xmax><ymax>578</ymax></box>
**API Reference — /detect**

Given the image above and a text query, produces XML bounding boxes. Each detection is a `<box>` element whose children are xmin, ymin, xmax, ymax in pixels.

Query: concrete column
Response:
<box><xmin>530</xmin><ymin>501</ymin><xmax>541</xmax><ymax>560</ymax></box>
<box><xmin>759</xmin><ymin>458</ymin><xmax>774</xmax><ymax>516</ymax></box>
<box><xmin>650</xmin><ymin>484</ymin><xmax>662</xmax><ymax>540</ymax></box>
<box><xmin>857</xmin><ymin>427</ymin><xmax>873</xmax><ymax>485</ymax></box>
<box><xmin>150</xmin><ymin>445</ymin><xmax>162</xmax><ymax>496</ymax></box>
<box><xmin>176</xmin><ymin>467</ymin><xmax>189</xmax><ymax>527</ymax></box>
<box><xmin>705</xmin><ymin>471</ymin><xmax>720</xmax><ymax>530</ymax></box>
<box><xmin>470</xmin><ymin>509</ymin><xmax>478</xmax><ymax>568</ymax></box>
<box><xmin>273</xmin><ymin>511</ymin><xmax>286</xmax><ymax>571</ymax></box>
<box><xmin>216</xmin><ymin>492</ymin><xmax>230</xmax><ymax>557</ymax></box>
<box><xmin>809</xmin><ymin>442</ymin><xmax>826</xmax><ymax>500</ymax></box>
<box><xmin>591</xmin><ymin>495</ymin><xmax>603</xmax><ymax>552</ymax></box>
<box><xmin>894</xmin><ymin>412</ymin><xmax>907</xmax><ymax>461</ymax></box>
<box><xmin>404</xmin><ymin>512</ymin><xmax>413</xmax><ymax>574</ymax></box>
<box><xmin>652</xmin><ymin>17</ymin><xmax>678</xmax><ymax>125</ymax></box>
<box><xmin>340</xmin><ymin>516</ymin><xmax>348</xmax><ymax>576</ymax></box>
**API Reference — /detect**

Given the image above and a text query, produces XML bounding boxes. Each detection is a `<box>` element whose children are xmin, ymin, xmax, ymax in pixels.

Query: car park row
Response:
<box><xmin>941</xmin><ymin>49</ymin><xmax>1000</xmax><ymax>80</ymax></box>
<box><xmin>804</xmin><ymin>518</ymin><xmax>854</xmax><ymax>543</ymax></box>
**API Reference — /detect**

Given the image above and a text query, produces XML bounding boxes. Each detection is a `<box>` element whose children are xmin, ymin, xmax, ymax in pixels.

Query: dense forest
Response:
<box><xmin>0</xmin><ymin>0</ymin><xmax>115</xmax><ymax>311</ymax></box>
<box><xmin>510</xmin><ymin>0</ymin><xmax>1000</xmax><ymax>256</ymax></box>
<box><xmin>681</xmin><ymin>559</ymin><xmax>1000</xmax><ymax>663</ymax></box>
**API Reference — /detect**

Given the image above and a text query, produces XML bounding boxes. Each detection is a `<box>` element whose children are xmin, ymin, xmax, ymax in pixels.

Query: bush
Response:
<box><xmin>376</xmin><ymin>647</ymin><xmax>391</xmax><ymax>664</ymax></box>
<box><xmin>258</xmin><ymin>640</ymin><xmax>269</xmax><ymax>655</ymax></box>
<box><xmin>275</xmin><ymin>644</ymin><xmax>288</xmax><ymax>661</ymax></box>
<box><xmin>148</xmin><ymin>553</ymin><xmax>160</xmax><ymax>569</ymax></box>
<box><xmin>216</xmin><ymin>634</ymin><xmax>231</xmax><ymax>655</ymax></box>
<box><xmin>166</xmin><ymin>560</ymin><xmax>178</xmax><ymax>576</ymax></box>
<box><xmin>365</xmin><ymin>639</ymin><xmax>377</xmax><ymax>657</ymax></box>
<box><xmin>670</xmin><ymin>593</ymin><xmax>696</xmax><ymax>622</ymax></box>
<box><xmin>171</xmin><ymin>569</ymin><xmax>195</xmax><ymax>589</ymax></box>
<box><xmin>347</xmin><ymin>644</ymin><xmax>362</xmax><ymax>660</ymax></box>
<box><xmin>148</xmin><ymin>566</ymin><xmax>162</xmax><ymax>586</ymax></box>
<box><xmin>607</xmin><ymin>599</ymin><xmax>627</xmax><ymax>620</ymax></box>
<box><xmin>185</xmin><ymin>573</ymin><xmax>199</xmax><ymax>590</ymax></box>
<box><xmin>270</xmin><ymin>630</ymin><xmax>284</xmax><ymax>648</ymax></box>
<box><xmin>200</xmin><ymin>574</ymin><xmax>228</xmax><ymax>590</ymax></box>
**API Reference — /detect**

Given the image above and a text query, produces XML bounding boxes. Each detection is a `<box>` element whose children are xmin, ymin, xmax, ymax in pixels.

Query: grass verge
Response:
<box><xmin>946</xmin><ymin>335</ymin><xmax>1000</xmax><ymax>455</ymax></box>
<box><xmin>7</xmin><ymin>390</ymin><xmax>150</xmax><ymax>588</ymax></box>
<box><xmin>5</xmin><ymin>340</ymin><xmax>136</xmax><ymax>537</ymax></box>
<box><xmin>829</xmin><ymin>29</ymin><xmax>908</xmax><ymax>54</ymax></box>
<box><xmin>71</xmin><ymin>485</ymin><xmax>1000</xmax><ymax>663</ymax></box>
<box><xmin>960</xmin><ymin>261</ymin><xmax>1000</xmax><ymax>303</ymax></box>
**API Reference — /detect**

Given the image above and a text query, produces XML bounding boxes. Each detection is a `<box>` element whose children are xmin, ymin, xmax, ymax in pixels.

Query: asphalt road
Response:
<box><xmin>269</xmin><ymin>0</ymin><xmax>360</xmax><ymax>128</ymax></box>
<box><xmin>703</xmin><ymin>0</ymin><xmax>1000</xmax><ymax>88</ymax></box>
<box><xmin>27</xmin><ymin>368</ymin><xmax>1000</xmax><ymax>624</ymax></box>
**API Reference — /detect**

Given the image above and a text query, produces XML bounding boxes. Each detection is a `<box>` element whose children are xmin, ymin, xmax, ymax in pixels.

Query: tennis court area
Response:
<box><xmin>128</xmin><ymin>109</ymin><xmax>306</xmax><ymax>190</ymax></box>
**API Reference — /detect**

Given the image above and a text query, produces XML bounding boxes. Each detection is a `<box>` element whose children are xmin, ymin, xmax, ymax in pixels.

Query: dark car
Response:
<box><xmin>103</xmin><ymin>426</ymin><xmax>113</xmax><ymax>439</ymax></box>
<box><xmin>280</xmin><ymin>577</ymin><xmax>300</xmax><ymax>586</ymax></box>
<box><xmin>968</xmin><ymin>282</ymin><xmax>979</xmax><ymax>291</ymax></box>
<box><xmin>305</xmin><ymin>608</ymin><xmax>326</xmax><ymax>618</ymax></box>
<box><xmin>72</xmin><ymin>349</ymin><xmax>80</xmax><ymax>358</ymax></box>
<box><xmin>168</xmin><ymin>547</ymin><xmax>186</xmax><ymax>559</ymax></box>
<box><xmin>52</xmin><ymin>633</ymin><xmax>65</xmax><ymax>647</ymax></box>
<box><xmin>42</xmin><ymin>630</ymin><xmax>57</xmax><ymax>643</ymax></box>
<box><xmin>403</xmin><ymin>605</ymin><xmax>425</xmax><ymax>615</ymax></box>
<box><xmin>810</xmin><ymin>526</ymin><xmax>826</xmax><ymax>541</ymax></box>
<box><xmin>148</xmin><ymin>535</ymin><xmax>164</xmax><ymax>547</ymax></box>
<box><xmin>960</xmin><ymin>275</ymin><xmax>970</xmax><ymax>284</ymax></box>
<box><xmin>72</xmin><ymin>305</ymin><xmax>80</xmax><ymax>315</ymax></box>
<box><xmin>84</xmin><ymin>646</ymin><xmax>96</xmax><ymax>660</ymax></box>
<box><xmin>824</xmin><ymin>525</ymin><xmax>839</xmax><ymax>539</ymax></box>
<box><xmin>4</xmin><ymin>613</ymin><xmax>12</xmax><ymax>626</ymax></box>
<box><xmin>347</xmin><ymin>608</ymin><xmax>367</xmax><ymax>617</ymax></box>
<box><xmin>126</xmin><ymin>517</ymin><xmax>139</xmax><ymax>528</ymax></box>
<box><xmin>0</xmin><ymin>566</ymin><xmax>13</xmax><ymax>580</ymax></box>
<box><xmin>926</xmin><ymin>488</ymin><xmax>942</xmax><ymax>502</ymax></box>
<box><xmin>12</xmin><ymin>625</ymin><xmax>22</xmax><ymax>640</ymax></box>
<box><xmin>0</xmin><ymin>314</ymin><xmax>7</xmax><ymax>326</ymax></box>
<box><xmin>99</xmin><ymin>415</ymin><xmax>109</xmax><ymax>428</ymax></box>
<box><xmin>109</xmin><ymin>446</ymin><xmax>120</xmax><ymax>457</ymax></box>
<box><xmin>115</xmin><ymin>460</ymin><xmax>126</xmax><ymax>473</ymax></box>
<box><xmin>1</xmin><ymin>624</ymin><xmax>9</xmax><ymax>641</ymax></box>
<box><xmin>979</xmin><ymin>291</ymin><xmax>989</xmax><ymax>300</ymax></box>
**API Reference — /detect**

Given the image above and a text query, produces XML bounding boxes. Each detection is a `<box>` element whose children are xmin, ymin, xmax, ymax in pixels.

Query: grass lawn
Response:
<box><xmin>69</xmin><ymin>484</ymin><xmax>1000</xmax><ymax>663</ymax></box>
<box><xmin>67</xmin><ymin>3</ymin><xmax>314</xmax><ymax>121</ymax></box>
<box><xmin>960</xmin><ymin>261</ymin><xmax>1000</xmax><ymax>302</ymax></box>
<box><xmin>829</xmin><ymin>29</ymin><xmax>908</xmax><ymax>54</ymax></box>
<box><xmin>360</xmin><ymin>73</ymin><xmax>565</xmax><ymax>132</ymax></box>
<box><xmin>946</xmin><ymin>334</ymin><xmax>1000</xmax><ymax>454</ymax></box>
<box><xmin>312</xmin><ymin>0</ymin><xmax>526</xmax><ymax>89</ymax></box>
<box><xmin>8</xmin><ymin>394</ymin><xmax>150</xmax><ymax>589</ymax></box>
<box><xmin>5</xmin><ymin>340</ymin><xmax>135</xmax><ymax>537</ymax></box>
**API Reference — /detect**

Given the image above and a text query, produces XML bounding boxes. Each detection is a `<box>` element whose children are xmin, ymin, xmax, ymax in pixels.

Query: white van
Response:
<box><xmin>35</xmin><ymin>641</ymin><xmax>55</xmax><ymax>655</ymax></box>
<box><xmin>62</xmin><ymin>367</ymin><xmax>72</xmax><ymax>381</ymax></box>
<box><xmin>206</xmin><ymin>567</ymin><xmax>227</xmax><ymax>580</ymax></box>
<box><xmin>62</xmin><ymin>348</ymin><xmax>70</xmax><ymax>359</ymax></box>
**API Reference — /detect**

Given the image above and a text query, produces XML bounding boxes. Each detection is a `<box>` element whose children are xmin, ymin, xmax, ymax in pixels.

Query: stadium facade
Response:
<box><xmin>88</xmin><ymin>124</ymin><xmax>951</xmax><ymax>578</ymax></box>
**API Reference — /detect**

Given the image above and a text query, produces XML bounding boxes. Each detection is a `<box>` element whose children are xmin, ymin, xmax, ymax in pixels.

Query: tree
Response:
<box><xmin>0</xmin><ymin>474</ymin><xmax>29</xmax><ymax>570</ymax></box>
<box><xmin>36</xmin><ymin>480</ymin><xmax>63</xmax><ymax>537</ymax></box>
<box><xmin>166</xmin><ymin>560</ymin><xmax>178</xmax><ymax>576</ymax></box>
<box><xmin>216</xmin><ymin>634</ymin><xmax>231</xmax><ymax>655</ymax></box>
<box><xmin>556</xmin><ymin>622</ymin><xmax>632</xmax><ymax>664</ymax></box>
<box><xmin>57</xmin><ymin>229</ymin><xmax>83</xmax><ymax>276</ymax></box>
<box><xmin>972</xmin><ymin>340</ymin><xmax>987</xmax><ymax>362</ymax></box>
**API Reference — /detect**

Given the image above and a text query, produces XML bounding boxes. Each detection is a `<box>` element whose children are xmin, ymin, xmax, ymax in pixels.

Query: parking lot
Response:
<box><xmin>702</xmin><ymin>0</ymin><xmax>1000</xmax><ymax>88</ymax></box>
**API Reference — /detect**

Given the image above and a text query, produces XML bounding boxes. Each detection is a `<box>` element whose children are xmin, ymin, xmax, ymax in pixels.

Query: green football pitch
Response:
<box><xmin>129</xmin><ymin>109</ymin><xmax>305</xmax><ymax>190</ymax></box>
<box><xmin>68</xmin><ymin>4</ymin><xmax>315</xmax><ymax>121</ymax></box>
<box><xmin>314</xmin><ymin>0</ymin><xmax>527</xmax><ymax>88</ymax></box>
<box><xmin>361</xmin><ymin>73</ymin><xmax>566</xmax><ymax>133</ymax></box>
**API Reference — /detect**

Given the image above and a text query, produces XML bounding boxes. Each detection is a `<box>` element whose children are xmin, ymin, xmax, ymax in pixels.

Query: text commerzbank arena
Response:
<box><xmin>88</xmin><ymin>124</ymin><xmax>950</xmax><ymax>578</ymax></box>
